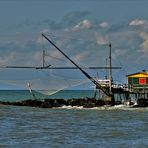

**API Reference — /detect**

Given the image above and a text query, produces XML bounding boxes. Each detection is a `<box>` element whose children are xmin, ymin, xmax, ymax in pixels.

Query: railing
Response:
<box><xmin>128</xmin><ymin>84</ymin><xmax>148</xmax><ymax>92</ymax></box>
<box><xmin>96</xmin><ymin>79</ymin><xmax>128</xmax><ymax>90</ymax></box>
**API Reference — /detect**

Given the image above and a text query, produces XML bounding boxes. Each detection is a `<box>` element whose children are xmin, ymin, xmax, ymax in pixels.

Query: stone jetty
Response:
<box><xmin>1</xmin><ymin>97</ymin><xmax>148</xmax><ymax>108</ymax></box>
<box><xmin>0</xmin><ymin>98</ymin><xmax>115</xmax><ymax>108</ymax></box>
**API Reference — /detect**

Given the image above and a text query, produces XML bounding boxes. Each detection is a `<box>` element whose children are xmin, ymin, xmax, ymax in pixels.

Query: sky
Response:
<box><xmin>0</xmin><ymin>0</ymin><xmax>148</xmax><ymax>90</ymax></box>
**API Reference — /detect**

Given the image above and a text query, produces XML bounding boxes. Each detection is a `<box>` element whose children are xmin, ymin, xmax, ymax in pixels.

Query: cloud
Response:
<box><xmin>95</xmin><ymin>33</ymin><xmax>108</xmax><ymax>45</ymax></box>
<box><xmin>2</xmin><ymin>12</ymin><xmax>148</xmax><ymax>83</ymax></box>
<box><xmin>72</xmin><ymin>19</ymin><xmax>92</xmax><ymax>31</ymax></box>
<box><xmin>73</xmin><ymin>51</ymin><xmax>90</xmax><ymax>63</ymax></box>
<box><xmin>99</xmin><ymin>22</ymin><xmax>109</xmax><ymax>28</ymax></box>
<box><xmin>36</xmin><ymin>36</ymin><xmax>43</xmax><ymax>45</ymax></box>
<box><xmin>139</xmin><ymin>32</ymin><xmax>148</xmax><ymax>52</ymax></box>
<box><xmin>36</xmin><ymin>29</ymin><xmax>50</xmax><ymax>44</ymax></box>
<box><xmin>62</xmin><ymin>11</ymin><xmax>90</xmax><ymax>26</ymax></box>
<box><xmin>0</xmin><ymin>52</ymin><xmax>17</xmax><ymax>66</ymax></box>
<box><xmin>140</xmin><ymin>32</ymin><xmax>148</xmax><ymax>40</ymax></box>
<box><xmin>129</xmin><ymin>19</ymin><xmax>146</xmax><ymax>26</ymax></box>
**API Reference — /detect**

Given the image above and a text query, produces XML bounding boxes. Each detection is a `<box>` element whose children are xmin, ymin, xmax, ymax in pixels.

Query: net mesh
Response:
<box><xmin>0</xmin><ymin>68</ymin><xmax>89</xmax><ymax>95</ymax></box>
<box><xmin>0</xmin><ymin>33</ymin><xmax>117</xmax><ymax>96</ymax></box>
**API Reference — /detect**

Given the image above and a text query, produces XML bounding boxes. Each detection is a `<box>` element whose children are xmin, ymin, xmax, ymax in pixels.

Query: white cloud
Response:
<box><xmin>112</xmin><ymin>48</ymin><xmax>128</xmax><ymax>61</ymax></box>
<box><xmin>37</xmin><ymin>29</ymin><xmax>50</xmax><ymax>44</ymax></box>
<box><xmin>73</xmin><ymin>51</ymin><xmax>89</xmax><ymax>63</ymax></box>
<box><xmin>37</xmin><ymin>36</ymin><xmax>47</xmax><ymax>45</ymax></box>
<box><xmin>99</xmin><ymin>22</ymin><xmax>109</xmax><ymax>28</ymax></box>
<box><xmin>32</xmin><ymin>51</ymin><xmax>42</xmax><ymax>63</ymax></box>
<box><xmin>139</xmin><ymin>32</ymin><xmax>148</xmax><ymax>52</ymax></box>
<box><xmin>95</xmin><ymin>33</ymin><xmax>108</xmax><ymax>45</ymax></box>
<box><xmin>129</xmin><ymin>19</ymin><xmax>146</xmax><ymax>26</ymax></box>
<box><xmin>41</xmin><ymin>29</ymin><xmax>50</xmax><ymax>34</ymax></box>
<box><xmin>0</xmin><ymin>52</ymin><xmax>17</xmax><ymax>66</ymax></box>
<box><xmin>73</xmin><ymin>19</ymin><xmax>92</xmax><ymax>31</ymax></box>
<box><xmin>36</xmin><ymin>36</ymin><xmax>42</xmax><ymax>44</ymax></box>
<box><xmin>140</xmin><ymin>32</ymin><xmax>148</xmax><ymax>40</ymax></box>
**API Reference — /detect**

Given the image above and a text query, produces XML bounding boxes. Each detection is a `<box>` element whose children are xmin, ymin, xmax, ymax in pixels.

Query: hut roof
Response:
<box><xmin>127</xmin><ymin>71</ymin><xmax>148</xmax><ymax>78</ymax></box>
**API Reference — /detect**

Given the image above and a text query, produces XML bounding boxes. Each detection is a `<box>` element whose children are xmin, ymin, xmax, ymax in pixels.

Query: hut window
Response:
<box><xmin>139</xmin><ymin>78</ymin><xmax>146</xmax><ymax>85</ymax></box>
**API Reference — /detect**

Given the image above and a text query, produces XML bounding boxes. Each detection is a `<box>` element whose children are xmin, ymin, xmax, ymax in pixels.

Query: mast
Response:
<box><xmin>109</xmin><ymin>44</ymin><xmax>115</xmax><ymax>105</ymax></box>
<box><xmin>43</xmin><ymin>50</ymin><xmax>45</xmax><ymax>67</ymax></box>
<box><xmin>105</xmin><ymin>58</ymin><xmax>108</xmax><ymax>79</ymax></box>
<box><xmin>109</xmin><ymin>44</ymin><xmax>112</xmax><ymax>94</ymax></box>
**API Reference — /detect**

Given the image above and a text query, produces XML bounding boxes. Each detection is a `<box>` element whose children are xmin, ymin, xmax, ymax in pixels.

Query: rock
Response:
<box><xmin>137</xmin><ymin>98</ymin><xmax>148</xmax><ymax>107</ymax></box>
<box><xmin>19</xmin><ymin>99</ymin><xmax>43</xmax><ymax>107</ymax></box>
<box><xmin>67</xmin><ymin>98</ymin><xmax>85</xmax><ymax>106</ymax></box>
<box><xmin>96</xmin><ymin>99</ymin><xmax>106</xmax><ymax>106</ymax></box>
<box><xmin>42</xmin><ymin>99</ymin><xmax>67</xmax><ymax>108</ymax></box>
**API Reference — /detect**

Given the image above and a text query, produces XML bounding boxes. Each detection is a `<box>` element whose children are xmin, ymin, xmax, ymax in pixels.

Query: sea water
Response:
<box><xmin>0</xmin><ymin>90</ymin><xmax>95</xmax><ymax>102</ymax></box>
<box><xmin>0</xmin><ymin>90</ymin><xmax>148</xmax><ymax>147</ymax></box>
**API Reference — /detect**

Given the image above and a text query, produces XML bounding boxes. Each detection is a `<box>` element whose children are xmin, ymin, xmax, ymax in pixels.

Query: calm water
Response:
<box><xmin>0</xmin><ymin>90</ymin><xmax>148</xmax><ymax>147</ymax></box>
<box><xmin>0</xmin><ymin>90</ymin><xmax>95</xmax><ymax>102</ymax></box>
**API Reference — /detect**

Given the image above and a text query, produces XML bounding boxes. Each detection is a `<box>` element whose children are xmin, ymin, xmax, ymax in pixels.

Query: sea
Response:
<box><xmin>1</xmin><ymin>90</ymin><xmax>148</xmax><ymax>147</ymax></box>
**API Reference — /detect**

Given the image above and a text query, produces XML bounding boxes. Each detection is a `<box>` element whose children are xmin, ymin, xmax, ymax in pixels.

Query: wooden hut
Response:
<box><xmin>127</xmin><ymin>70</ymin><xmax>148</xmax><ymax>99</ymax></box>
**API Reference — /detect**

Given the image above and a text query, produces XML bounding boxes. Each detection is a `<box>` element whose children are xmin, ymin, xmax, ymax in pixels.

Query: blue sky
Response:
<box><xmin>0</xmin><ymin>0</ymin><xmax>148</xmax><ymax>90</ymax></box>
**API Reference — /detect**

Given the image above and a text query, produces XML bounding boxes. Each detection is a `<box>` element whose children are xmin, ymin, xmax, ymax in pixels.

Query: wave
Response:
<box><xmin>56</xmin><ymin>104</ymin><xmax>148</xmax><ymax>111</ymax></box>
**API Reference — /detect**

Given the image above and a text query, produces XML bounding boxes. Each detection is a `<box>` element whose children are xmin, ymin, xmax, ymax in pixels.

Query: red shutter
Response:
<box><xmin>139</xmin><ymin>78</ymin><xmax>146</xmax><ymax>85</ymax></box>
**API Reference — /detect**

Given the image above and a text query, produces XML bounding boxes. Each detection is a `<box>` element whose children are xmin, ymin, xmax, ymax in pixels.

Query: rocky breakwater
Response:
<box><xmin>132</xmin><ymin>98</ymin><xmax>148</xmax><ymax>107</ymax></box>
<box><xmin>0</xmin><ymin>98</ymin><xmax>112</xmax><ymax>108</ymax></box>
